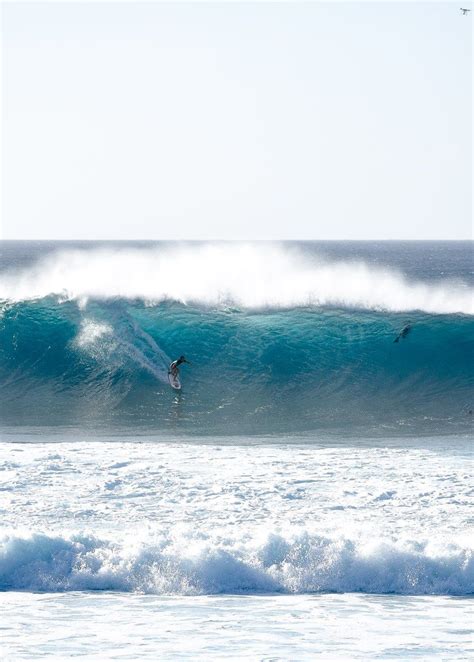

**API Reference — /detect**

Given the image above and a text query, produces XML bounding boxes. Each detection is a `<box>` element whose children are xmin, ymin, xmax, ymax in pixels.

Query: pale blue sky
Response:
<box><xmin>1</xmin><ymin>1</ymin><xmax>472</xmax><ymax>239</ymax></box>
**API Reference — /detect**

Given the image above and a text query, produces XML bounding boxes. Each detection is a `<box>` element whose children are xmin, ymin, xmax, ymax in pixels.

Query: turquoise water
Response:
<box><xmin>1</xmin><ymin>241</ymin><xmax>473</xmax><ymax>434</ymax></box>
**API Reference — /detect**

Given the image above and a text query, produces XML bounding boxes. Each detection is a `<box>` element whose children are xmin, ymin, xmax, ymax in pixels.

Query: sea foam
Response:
<box><xmin>1</xmin><ymin>530</ymin><xmax>472</xmax><ymax>596</ymax></box>
<box><xmin>1</xmin><ymin>244</ymin><xmax>472</xmax><ymax>314</ymax></box>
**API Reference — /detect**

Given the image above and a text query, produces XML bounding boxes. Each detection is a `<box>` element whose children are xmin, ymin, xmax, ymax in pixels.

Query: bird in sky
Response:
<box><xmin>460</xmin><ymin>8</ymin><xmax>471</xmax><ymax>15</ymax></box>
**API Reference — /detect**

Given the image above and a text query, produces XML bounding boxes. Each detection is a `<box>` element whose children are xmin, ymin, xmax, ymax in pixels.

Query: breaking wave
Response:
<box><xmin>1</xmin><ymin>244</ymin><xmax>472</xmax><ymax>314</ymax></box>
<box><xmin>1</xmin><ymin>244</ymin><xmax>472</xmax><ymax>434</ymax></box>
<box><xmin>0</xmin><ymin>529</ymin><xmax>472</xmax><ymax>596</ymax></box>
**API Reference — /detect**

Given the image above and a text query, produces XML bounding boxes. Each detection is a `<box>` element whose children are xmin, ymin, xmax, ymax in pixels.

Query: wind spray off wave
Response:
<box><xmin>1</xmin><ymin>244</ymin><xmax>472</xmax><ymax>314</ymax></box>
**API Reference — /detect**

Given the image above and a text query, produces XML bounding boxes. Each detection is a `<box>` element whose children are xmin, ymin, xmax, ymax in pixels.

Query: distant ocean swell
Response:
<box><xmin>1</xmin><ymin>245</ymin><xmax>473</xmax><ymax>432</ymax></box>
<box><xmin>0</xmin><ymin>530</ymin><xmax>472</xmax><ymax>596</ymax></box>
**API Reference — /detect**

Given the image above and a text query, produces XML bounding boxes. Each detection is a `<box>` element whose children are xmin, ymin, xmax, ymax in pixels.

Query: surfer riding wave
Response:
<box><xmin>168</xmin><ymin>355</ymin><xmax>191</xmax><ymax>378</ymax></box>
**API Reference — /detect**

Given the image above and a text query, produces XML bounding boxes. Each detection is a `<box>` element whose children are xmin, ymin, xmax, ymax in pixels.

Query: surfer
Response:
<box><xmin>394</xmin><ymin>323</ymin><xmax>412</xmax><ymax>343</ymax></box>
<box><xmin>169</xmin><ymin>355</ymin><xmax>191</xmax><ymax>377</ymax></box>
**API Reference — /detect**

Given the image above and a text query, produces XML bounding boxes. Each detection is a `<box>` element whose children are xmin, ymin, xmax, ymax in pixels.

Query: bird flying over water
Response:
<box><xmin>460</xmin><ymin>8</ymin><xmax>471</xmax><ymax>15</ymax></box>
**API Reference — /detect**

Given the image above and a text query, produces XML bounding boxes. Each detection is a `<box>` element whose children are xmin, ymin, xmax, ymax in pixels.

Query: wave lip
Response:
<box><xmin>1</xmin><ymin>530</ymin><xmax>472</xmax><ymax>596</ymax></box>
<box><xmin>0</xmin><ymin>244</ymin><xmax>472</xmax><ymax>314</ymax></box>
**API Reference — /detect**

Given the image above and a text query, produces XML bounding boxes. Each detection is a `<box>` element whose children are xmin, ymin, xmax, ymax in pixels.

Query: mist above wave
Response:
<box><xmin>1</xmin><ymin>244</ymin><xmax>472</xmax><ymax>314</ymax></box>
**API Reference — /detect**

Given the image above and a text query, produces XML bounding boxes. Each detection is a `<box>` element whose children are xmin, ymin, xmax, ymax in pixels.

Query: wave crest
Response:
<box><xmin>1</xmin><ymin>244</ymin><xmax>472</xmax><ymax>314</ymax></box>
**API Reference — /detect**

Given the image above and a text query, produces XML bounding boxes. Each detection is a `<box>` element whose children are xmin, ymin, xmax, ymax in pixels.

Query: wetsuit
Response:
<box><xmin>169</xmin><ymin>357</ymin><xmax>186</xmax><ymax>376</ymax></box>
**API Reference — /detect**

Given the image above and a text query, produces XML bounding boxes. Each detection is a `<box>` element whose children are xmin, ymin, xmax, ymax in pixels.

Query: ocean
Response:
<box><xmin>0</xmin><ymin>241</ymin><xmax>472</xmax><ymax>660</ymax></box>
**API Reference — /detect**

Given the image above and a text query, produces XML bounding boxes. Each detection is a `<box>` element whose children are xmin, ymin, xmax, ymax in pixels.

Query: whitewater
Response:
<box><xmin>1</xmin><ymin>241</ymin><xmax>473</xmax><ymax>660</ymax></box>
<box><xmin>1</xmin><ymin>242</ymin><xmax>473</xmax><ymax>313</ymax></box>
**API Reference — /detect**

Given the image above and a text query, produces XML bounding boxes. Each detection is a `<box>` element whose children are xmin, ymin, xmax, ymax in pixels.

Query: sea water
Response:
<box><xmin>0</xmin><ymin>241</ymin><xmax>472</xmax><ymax>660</ymax></box>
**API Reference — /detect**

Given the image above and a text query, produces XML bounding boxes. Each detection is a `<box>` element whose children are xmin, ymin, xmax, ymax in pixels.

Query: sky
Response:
<box><xmin>1</xmin><ymin>0</ymin><xmax>472</xmax><ymax>240</ymax></box>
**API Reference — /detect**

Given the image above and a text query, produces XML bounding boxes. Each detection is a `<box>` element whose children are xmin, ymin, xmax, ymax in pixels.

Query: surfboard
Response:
<box><xmin>168</xmin><ymin>371</ymin><xmax>181</xmax><ymax>390</ymax></box>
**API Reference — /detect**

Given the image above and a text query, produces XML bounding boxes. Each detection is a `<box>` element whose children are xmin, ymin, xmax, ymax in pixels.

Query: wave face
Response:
<box><xmin>1</xmin><ymin>530</ymin><xmax>472</xmax><ymax>596</ymax></box>
<box><xmin>1</xmin><ymin>243</ymin><xmax>473</xmax><ymax>434</ymax></box>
